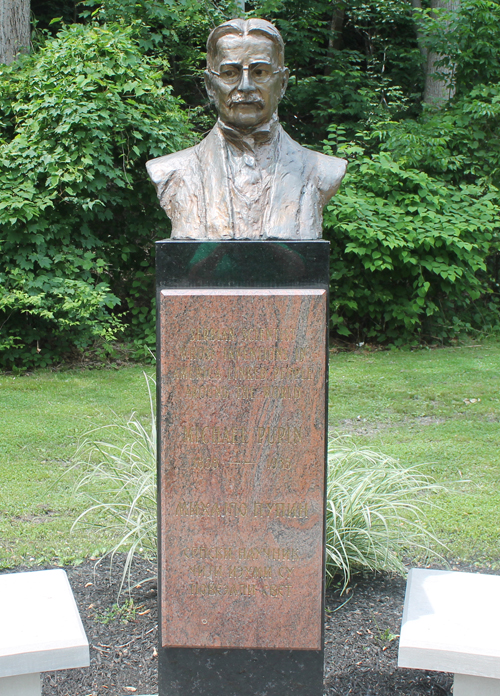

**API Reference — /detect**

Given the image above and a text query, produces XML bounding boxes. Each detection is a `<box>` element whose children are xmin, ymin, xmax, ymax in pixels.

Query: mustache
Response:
<box><xmin>226</xmin><ymin>93</ymin><xmax>265</xmax><ymax>108</ymax></box>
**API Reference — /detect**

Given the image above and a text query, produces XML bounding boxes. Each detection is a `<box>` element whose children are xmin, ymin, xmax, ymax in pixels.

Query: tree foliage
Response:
<box><xmin>323</xmin><ymin>144</ymin><xmax>500</xmax><ymax>342</ymax></box>
<box><xmin>0</xmin><ymin>22</ymin><xmax>191</xmax><ymax>368</ymax></box>
<box><xmin>1</xmin><ymin>0</ymin><xmax>500</xmax><ymax>368</ymax></box>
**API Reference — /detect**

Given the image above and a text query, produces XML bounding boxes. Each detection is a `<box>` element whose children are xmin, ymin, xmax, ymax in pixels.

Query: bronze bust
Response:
<box><xmin>146</xmin><ymin>18</ymin><xmax>347</xmax><ymax>240</ymax></box>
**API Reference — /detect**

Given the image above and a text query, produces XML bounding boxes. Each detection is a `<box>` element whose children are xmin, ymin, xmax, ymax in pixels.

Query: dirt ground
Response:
<box><xmin>5</xmin><ymin>557</ymin><xmax>458</xmax><ymax>695</ymax></box>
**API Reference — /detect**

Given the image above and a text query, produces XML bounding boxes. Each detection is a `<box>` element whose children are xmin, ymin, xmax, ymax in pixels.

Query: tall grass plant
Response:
<box><xmin>70</xmin><ymin>378</ymin><xmax>443</xmax><ymax>594</ymax></box>
<box><xmin>326</xmin><ymin>438</ymin><xmax>444</xmax><ymax>589</ymax></box>
<box><xmin>70</xmin><ymin>374</ymin><xmax>156</xmax><ymax>594</ymax></box>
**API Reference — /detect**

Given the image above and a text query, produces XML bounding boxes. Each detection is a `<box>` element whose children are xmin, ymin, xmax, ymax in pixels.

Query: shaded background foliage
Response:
<box><xmin>1</xmin><ymin>0</ymin><xmax>500</xmax><ymax>368</ymax></box>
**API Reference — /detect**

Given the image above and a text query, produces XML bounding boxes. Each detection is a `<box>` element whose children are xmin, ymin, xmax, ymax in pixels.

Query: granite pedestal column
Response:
<box><xmin>156</xmin><ymin>240</ymin><xmax>329</xmax><ymax>696</ymax></box>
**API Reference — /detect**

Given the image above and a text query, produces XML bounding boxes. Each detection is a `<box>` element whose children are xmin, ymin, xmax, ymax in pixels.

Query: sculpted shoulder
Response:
<box><xmin>146</xmin><ymin>146</ymin><xmax>198</xmax><ymax>192</ymax></box>
<box><xmin>283</xmin><ymin>131</ymin><xmax>347</xmax><ymax>202</ymax></box>
<box><xmin>311</xmin><ymin>149</ymin><xmax>348</xmax><ymax>198</ymax></box>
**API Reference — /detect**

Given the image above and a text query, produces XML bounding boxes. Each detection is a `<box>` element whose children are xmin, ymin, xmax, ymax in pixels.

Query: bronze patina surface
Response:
<box><xmin>158</xmin><ymin>289</ymin><xmax>327</xmax><ymax>649</ymax></box>
<box><xmin>147</xmin><ymin>18</ymin><xmax>346</xmax><ymax>240</ymax></box>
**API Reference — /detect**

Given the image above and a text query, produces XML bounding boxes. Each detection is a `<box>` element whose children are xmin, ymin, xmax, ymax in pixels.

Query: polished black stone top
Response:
<box><xmin>156</xmin><ymin>240</ymin><xmax>330</xmax><ymax>289</ymax></box>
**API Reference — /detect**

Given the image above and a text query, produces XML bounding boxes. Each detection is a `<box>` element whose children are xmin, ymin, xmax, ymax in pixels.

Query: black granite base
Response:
<box><xmin>158</xmin><ymin>646</ymin><xmax>325</xmax><ymax>696</ymax></box>
<box><xmin>156</xmin><ymin>240</ymin><xmax>330</xmax><ymax>696</ymax></box>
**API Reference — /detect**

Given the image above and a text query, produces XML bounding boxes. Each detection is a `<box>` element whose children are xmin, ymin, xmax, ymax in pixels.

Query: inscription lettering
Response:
<box><xmin>228</xmin><ymin>565</ymin><xmax>273</xmax><ymax>579</ymax></box>
<box><xmin>175</xmin><ymin>501</ymin><xmax>308</xmax><ymax>519</ymax></box>
<box><xmin>257</xmin><ymin>426</ymin><xmax>302</xmax><ymax>444</ymax></box>
<box><xmin>253</xmin><ymin>502</ymin><xmax>309</xmax><ymax>519</ymax></box>
<box><xmin>181</xmin><ymin>426</ymin><xmax>249</xmax><ymax>444</ymax></box>
<box><xmin>189</xmin><ymin>582</ymin><xmax>292</xmax><ymax>598</ymax></box>
<box><xmin>228</xmin><ymin>365</ymin><xmax>268</xmax><ymax>381</ymax></box>
<box><xmin>263</xmin><ymin>385</ymin><xmax>302</xmax><ymax>400</ymax></box>
<box><xmin>190</xmin><ymin>327</ymin><xmax>236</xmax><ymax>341</ymax></box>
<box><xmin>175</xmin><ymin>501</ymin><xmax>248</xmax><ymax>517</ymax></box>
<box><xmin>190</xmin><ymin>564</ymin><xmax>224</xmax><ymax>578</ymax></box>
<box><xmin>224</xmin><ymin>346</ymin><xmax>289</xmax><ymax>362</ymax></box>
<box><xmin>273</xmin><ymin>366</ymin><xmax>315</xmax><ymax>380</ymax></box>
<box><xmin>172</xmin><ymin>365</ymin><xmax>316</xmax><ymax>382</ymax></box>
<box><xmin>188</xmin><ymin>327</ymin><xmax>296</xmax><ymax>343</ymax></box>
<box><xmin>186</xmin><ymin>385</ymin><xmax>230</xmax><ymax>399</ymax></box>
<box><xmin>181</xmin><ymin>546</ymin><xmax>234</xmax><ymax>560</ymax></box>
<box><xmin>239</xmin><ymin>547</ymin><xmax>299</xmax><ymax>562</ymax></box>
<box><xmin>180</xmin><ymin>345</ymin><xmax>216</xmax><ymax>361</ymax></box>
<box><xmin>180</xmin><ymin>425</ymin><xmax>302</xmax><ymax>444</ymax></box>
<box><xmin>235</xmin><ymin>386</ymin><xmax>258</xmax><ymax>399</ymax></box>
<box><xmin>180</xmin><ymin>546</ymin><xmax>298</xmax><ymax>561</ymax></box>
<box><xmin>173</xmin><ymin>365</ymin><xmax>222</xmax><ymax>380</ymax></box>
<box><xmin>191</xmin><ymin>456</ymin><xmax>219</xmax><ymax>470</ymax></box>
<box><xmin>268</xmin><ymin>456</ymin><xmax>292</xmax><ymax>470</ymax></box>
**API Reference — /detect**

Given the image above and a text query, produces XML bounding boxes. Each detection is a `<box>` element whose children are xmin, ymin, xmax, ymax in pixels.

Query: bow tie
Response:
<box><xmin>218</xmin><ymin>116</ymin><xmax>279</xmax><ymax>153</ymax></box>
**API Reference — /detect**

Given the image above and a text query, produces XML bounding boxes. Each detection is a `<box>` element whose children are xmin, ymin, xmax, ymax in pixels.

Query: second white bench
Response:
<box><xmin>398</xmin><ymin>568</ymin><xmax>500</xmax><ymax>696</ymax></box>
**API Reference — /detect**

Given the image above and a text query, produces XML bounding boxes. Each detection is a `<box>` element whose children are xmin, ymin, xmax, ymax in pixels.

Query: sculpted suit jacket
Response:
<box><xmin>146</xmin><ymin>122</ymin><xmax>347</xmax><ymax>240</ymax></box>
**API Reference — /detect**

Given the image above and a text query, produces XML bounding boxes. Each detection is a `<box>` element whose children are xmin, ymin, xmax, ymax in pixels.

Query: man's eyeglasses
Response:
<box><xmin>209</xmin><ymin>63</ymin><xmax>283</xmax><ymax>85</ymax></box>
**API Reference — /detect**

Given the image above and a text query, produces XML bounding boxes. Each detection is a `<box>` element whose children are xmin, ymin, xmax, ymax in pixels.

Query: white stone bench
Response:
<box><xmin>0</xmin><ymin>569</ymin><xmax>89</xmax><ymax>695</ymax></box>
<box><xmin>398</xmin><ymin>568</ymin><xmax>500</xmax><ymax>696</ymax></box>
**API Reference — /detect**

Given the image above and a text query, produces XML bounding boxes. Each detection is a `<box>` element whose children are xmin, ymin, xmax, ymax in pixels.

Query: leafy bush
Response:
<box><xmin>372</xmin><ymin>84</ymin><xmax>500</xmax><ymax>190</ymax></box>
<box><xmin>326</xmin><ymin>438</ymin><xmax>443</xmax><ymax>588</ymax></box>
<box><xmin>0</xmin><ymin>23</ymin><xmax>192</xmax><ymax>369</ymax></box>
<box><xmin>323</xmin><ymin>141</ymin><xmax>500</xmax><ymax>343</ymax></box>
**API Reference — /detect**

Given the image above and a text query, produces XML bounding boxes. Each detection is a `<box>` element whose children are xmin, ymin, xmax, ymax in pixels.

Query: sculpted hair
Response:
<box><xmin>206</xmin><ymin>18</ymin><xmax>285</xmax><ymax>68</ymax></box>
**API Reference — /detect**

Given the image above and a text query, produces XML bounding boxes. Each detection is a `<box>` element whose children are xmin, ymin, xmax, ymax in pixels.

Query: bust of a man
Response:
<box><xmin>146</xmin><ymin>18</ymin><xmax>347</xmax><ymax>240</ymax></box>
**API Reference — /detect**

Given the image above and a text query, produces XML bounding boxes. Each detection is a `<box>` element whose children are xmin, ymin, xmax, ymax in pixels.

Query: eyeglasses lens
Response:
<box><xmin>219</xmin><ymin>65</ymin><xmax>277</xmax><ymax>85</ymax></box>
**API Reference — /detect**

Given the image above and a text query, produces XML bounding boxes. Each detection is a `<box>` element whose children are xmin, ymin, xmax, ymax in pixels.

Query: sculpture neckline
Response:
<box><xmin>217</xmin><ymin>114</ymin><xmax>280</xmax><ymax>153</ymax></box>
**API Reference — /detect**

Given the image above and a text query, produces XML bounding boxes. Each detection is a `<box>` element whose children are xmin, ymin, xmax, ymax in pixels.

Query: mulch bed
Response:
<box><xmin>4</xmin><ymin>557</ymin><xmax>460</xmax><ymax>695</ymax></box>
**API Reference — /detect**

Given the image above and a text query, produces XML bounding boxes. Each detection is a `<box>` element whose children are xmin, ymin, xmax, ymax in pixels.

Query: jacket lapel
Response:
<box><xmin>196</xmin><ymin>127</ymin><xmax>235</xmax><ymax>239</ymax></box>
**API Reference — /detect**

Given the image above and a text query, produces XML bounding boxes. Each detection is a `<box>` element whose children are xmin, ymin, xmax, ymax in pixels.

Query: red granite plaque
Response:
<box><xmin>158</xmin><ymin>289</ymin><xmax>327</xmax><ymax>650</ymax></box>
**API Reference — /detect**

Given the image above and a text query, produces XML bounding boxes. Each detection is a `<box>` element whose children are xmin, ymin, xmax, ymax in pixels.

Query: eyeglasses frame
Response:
<box><xmin>208</xmin><ymin>63</ymin><xmax>284</xmax><ymax>85</ymax></box>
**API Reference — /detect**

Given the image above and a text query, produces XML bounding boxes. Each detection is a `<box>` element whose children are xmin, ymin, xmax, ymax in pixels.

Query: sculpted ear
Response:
<box><xmin>204</xmin><ymin>71</ymin><xmax>216</xmax><ymax>105</ymax></box>
<box><xmin>279</xmin><ymin>67</ymin><xmax>289</xmax><ymax>100</ymax></box>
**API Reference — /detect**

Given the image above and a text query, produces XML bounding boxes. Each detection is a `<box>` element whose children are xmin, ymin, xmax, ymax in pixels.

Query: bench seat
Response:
<box><xmin>0</xmin><ymin>569</ymin><xmax>89</xmax><ymax>695</ymax></box>
<box><xmin>398</xmin><ymin>568</ymin><xmax>500</xmax><ymax>696</ymax></box>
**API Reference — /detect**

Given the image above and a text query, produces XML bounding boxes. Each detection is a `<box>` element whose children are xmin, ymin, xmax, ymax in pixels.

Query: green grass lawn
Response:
<box><xmin>0</xmin><ymin>342</ymin><xmax>499</xmax><ymax>569</ymax></box>
<box><xmin>0</xmin><ymin>366</ymin><xmax>155</xmax><ymax>568</ymax></box>
<box><xmin>328</xmin><ymin>341</ymin><xmax>500</xmax><ymax>568</ymax></box>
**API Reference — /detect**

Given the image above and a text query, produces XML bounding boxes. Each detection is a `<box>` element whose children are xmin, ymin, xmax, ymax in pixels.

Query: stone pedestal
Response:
<box><xmin>156</xmin><ymin>240</ymin><xmax>329</xmax><ymax>696</ymax></box>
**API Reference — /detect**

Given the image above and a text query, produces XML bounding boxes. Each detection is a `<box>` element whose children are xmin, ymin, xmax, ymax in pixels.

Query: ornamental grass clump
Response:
<box><xmin>71</xmin><ymin>383</ymin><xmax>443</xmax><ymax>596</ymax></box>
<box><xmin>70</xmin><ymin>374</ymin><xmax>156</xmax><ymax>594</ymax></box>
<box><xmin>326</xmin><ymin>437</ymin><xmax>444</xmax><ymax>590</ymax></box>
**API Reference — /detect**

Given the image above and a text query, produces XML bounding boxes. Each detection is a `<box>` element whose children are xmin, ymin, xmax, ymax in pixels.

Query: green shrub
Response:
<box><xmin>323</xmin><ymin>143</ymin><xmax>500</xmax><ymax>343</ymax></box>
<box><xmin>0</xmin><ymin>22</ymin><xmax>192</xmax><ymax>369</ymax></box>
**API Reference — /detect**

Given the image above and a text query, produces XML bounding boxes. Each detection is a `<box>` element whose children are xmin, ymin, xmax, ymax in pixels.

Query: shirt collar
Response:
<box><xmin>217</xmin><ymin>114</ymin><xmax>280</xmax><ymax>153</ymax></box>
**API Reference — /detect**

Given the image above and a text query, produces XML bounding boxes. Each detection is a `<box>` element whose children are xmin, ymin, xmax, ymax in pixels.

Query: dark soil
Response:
<box><xmin>5</xmin><ymin>558</ymin><xmax>457</xmax><ymax>696</ymax></box>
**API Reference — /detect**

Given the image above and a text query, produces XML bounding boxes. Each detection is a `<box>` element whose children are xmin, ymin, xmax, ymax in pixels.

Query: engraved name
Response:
<box><xmin>257</xmin><ymin>426</ymin><xmax>302</xmax><ymax>443</ymax></box>
<box><xmin>181</xmin><ymin>426</ymin><xmax>249</xmax><ymax>444</ymax></box>
<box><xmin>174</xmin><ymin>501</ymin><xmax>309</xmax><ymax>519</ymax></box>
<box><xmin>180</xmin><ymin>425</ymin><xmax>302</xmax><ymax>444</ymax></box>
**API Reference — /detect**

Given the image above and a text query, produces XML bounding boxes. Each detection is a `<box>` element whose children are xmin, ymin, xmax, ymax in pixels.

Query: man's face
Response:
<box><xmin>205</xmin><ymin>33</ymin><xmax>289</xmax><ymax>131</ymax></box>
